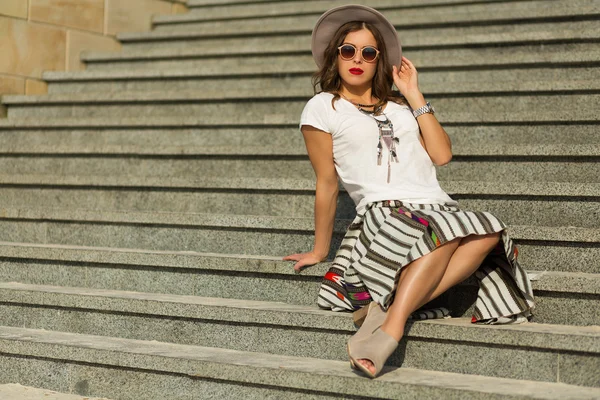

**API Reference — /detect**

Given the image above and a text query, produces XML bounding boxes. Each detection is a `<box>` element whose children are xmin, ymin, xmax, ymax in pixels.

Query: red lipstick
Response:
<box><xmin>349</xmin><ymin>68</ymin><xmax>364</xmax><ymax>75</ymax></box>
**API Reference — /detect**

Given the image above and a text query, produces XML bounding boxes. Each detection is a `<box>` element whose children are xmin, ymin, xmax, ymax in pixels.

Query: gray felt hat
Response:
<box><xmin>311</xmin><ymin>4</ymin><xmax>402</xmax><ymax>69</ymax></box>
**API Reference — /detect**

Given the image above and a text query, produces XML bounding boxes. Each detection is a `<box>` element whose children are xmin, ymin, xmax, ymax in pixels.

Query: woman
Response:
<box><xmin>284</xmin><ymin>5</ymin><xmax>534</xmax><ymax>379</ymax></box>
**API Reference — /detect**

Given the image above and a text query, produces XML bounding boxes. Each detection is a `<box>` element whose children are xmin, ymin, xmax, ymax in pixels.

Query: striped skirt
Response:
<box><xmin>317</xmin><ymin>200</ymin><xmax>535</xmax><ymax>323</ymax></box>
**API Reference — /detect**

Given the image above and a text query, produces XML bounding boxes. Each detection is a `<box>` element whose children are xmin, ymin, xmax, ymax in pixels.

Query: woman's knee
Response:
<box><xmin>460</xmin><ymin>232</ymin><xmax>501</xmax><ymax>251</ymax></box>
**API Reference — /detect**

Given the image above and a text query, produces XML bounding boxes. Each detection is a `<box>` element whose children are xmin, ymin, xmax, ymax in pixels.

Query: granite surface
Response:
<box><xmin>0</xmin><ymin>242</ymin><xmax>597</xmax><ymax>290</ymax></box>
<box><xmin>532</xmin><ymin>292</ymin><xmax>600</xmax><ymax>326</ymax></box>
<box><xmin>3</xmin><ymin>124</ymin><xmax>594</xmax><ymax>153</ymax></box>
<box><xmin>0</xmin><ymin>354</ymin><xmax>342</xmax><ymax>400</ymax></box>
<box><xmin>0</xmin><ymin>282</ymin><xmax>597</xmax><ymax>352</ymax></box>
<box><xmin>0</xmin><ymin>326</ymin><xmax>599</xmax><ymax>399</ymax></box>
<box><xmin>8</xmin><ymin>94</ymin><xmax>600</xmax><ymax>125</ymax></box>
<box><xmin>0</xmin><ymin>126</ymin><xmax>305</xmax><ymax>148</ymax></box>
<box><xmin>1</xmin><ymin>208</ymin><xmax>599</xmax><ymax>242</ymax></box>
<box><xmin>0</xmin><ymin>155</ymin><xmax>599</xmax><ymax>186</ymax></box>
<box><xmin>178</xmin><ymin>0</ymin><xmax>599</xmax><ymax>22</ymax></box>
<box><xmin>3</xmin><ymin>185</ymin><xmax>600</xmax><ymax>226</ymax></box>
<box><xmin>84</xmin><ymin>43</ymin><xmax>600</xmax><ymax>76</ymax></box>
<box><xmin>46</xmin><ymin>69</ymin><xmax>600</xmax><ymax>95</ymax></box>
<box><xmin>129</xmin><ymin>12</ymin><xmax>599</xmax><ymax>40</ymax></box>
<box><xmin>0</xmin><ymin>247</ymin><xmax>598</xmax><ymax>324</ymax></box>
<box><xmin>0</xmin><ymin>384</ymin><xmax>111</xmax><ymax>400</ymax></box>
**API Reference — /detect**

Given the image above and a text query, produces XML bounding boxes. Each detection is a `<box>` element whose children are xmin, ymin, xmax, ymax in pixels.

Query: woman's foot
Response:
<box><xmin>348</xmin><ymin>302</ymin><xmax>399</xmax><ymax>376</ymax></box>
<box><xmin>348</xmin><ymin>327</ymin><xmax>398</xmax><ymax>378</ymax></box>
<box><xmin>356</xmin><ymin>323</ymin><xmax>402</xmax><ymax>375</ymax></box>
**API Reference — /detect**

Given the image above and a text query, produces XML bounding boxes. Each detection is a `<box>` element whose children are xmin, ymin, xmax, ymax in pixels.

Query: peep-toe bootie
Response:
<box><xmin>347</xmin><ymin>327</ymin><xmax>398</xmax><ymax>379</ymax></box>
<box><xmin>351</xmin><ymin>302</ymin><xmax>387</xmax><ymax>341</ymax></box>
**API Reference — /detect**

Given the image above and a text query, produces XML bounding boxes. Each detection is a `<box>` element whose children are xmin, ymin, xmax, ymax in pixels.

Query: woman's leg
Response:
<box><xmin>416</xmin><ymin>232</ymin><xmax>501</xmax><ymax>310</ymax></box>
<box><xmin>356</xmin><ymin>232</ymin><xmax>501</xmax><ymax>374</ymax></box>
<box><xmin>380</xmin><ymin>238</ymin><xmax>461</xmax><ymax>341</ymax></box>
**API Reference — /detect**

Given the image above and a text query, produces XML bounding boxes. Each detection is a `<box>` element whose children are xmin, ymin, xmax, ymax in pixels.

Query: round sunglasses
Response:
<box><xmin>337</xmin><ymin>44</ymin><xmax>380</xmax><ymax>63</ymax></box>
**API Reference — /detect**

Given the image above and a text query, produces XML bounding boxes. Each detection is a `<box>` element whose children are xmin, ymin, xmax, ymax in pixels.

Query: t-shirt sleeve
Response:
<box><xmin>299</xmin><ymin>95</ymin><xmax>331</xmax><ymax>134</ymax></box>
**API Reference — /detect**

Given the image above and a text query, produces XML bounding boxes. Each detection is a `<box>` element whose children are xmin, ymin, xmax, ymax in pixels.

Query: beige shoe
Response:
<box><xmin>352</xmin><ymin>301</ymin><xmax>386</xmax><ymax>332</ymax></box>
<box><xmin>347</xmin><ymin>327</ymin><xmax>398</xmax><ymax>379</ymax></box>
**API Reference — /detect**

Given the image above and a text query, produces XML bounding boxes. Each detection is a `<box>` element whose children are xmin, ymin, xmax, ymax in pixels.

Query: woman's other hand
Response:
<box><xmin>392</xmin><ymin>56</ymin><xmax>420</xmax><ymax>97</ymax></box>
<box><xmin>283</xmin><ymin>251</ymin><xmax>325</xmax><ymax>272</ymax></box>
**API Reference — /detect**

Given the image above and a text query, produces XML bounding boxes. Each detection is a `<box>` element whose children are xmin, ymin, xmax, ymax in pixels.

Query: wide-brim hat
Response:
<box><xmin>311</xmin><ymin>4</ymin><xmax>401</xmax><ymax>69</ymax></box>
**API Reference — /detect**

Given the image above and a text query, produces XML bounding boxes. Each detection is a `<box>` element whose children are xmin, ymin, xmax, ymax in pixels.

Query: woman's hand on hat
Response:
<box><xmin>393</xmin><ymin>56</ymin><xmax>421</xmax><ymax>98</ymax></box>
<box><xmin>283</xmin><ymin>251</ymin><xmax>325</xmax><ymax>272</ymax></box>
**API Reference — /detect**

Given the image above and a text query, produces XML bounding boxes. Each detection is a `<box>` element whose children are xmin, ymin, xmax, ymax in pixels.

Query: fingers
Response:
<box><xmin>293</xmin><ymin>259</ymin><xmax>307</xmax><ymax>272</ymax></box>
<box><xmin>401</xmin><ymin>56</ymin><xmax>416</xmax><ymax>70</ymax></box>
<box><xmin>286</xmin><ymin>255</ymin><xmax>320</xmax><ymax>271</ymax></box>
<box><xmin>293</xmin><ymin>261</ymin><xmax>305</xmax><ymax>272</ymax></box>
<box><xmin>293</xmin><ymin>258</ymin><xmax>317</xmax><ymax>272</ymax></box>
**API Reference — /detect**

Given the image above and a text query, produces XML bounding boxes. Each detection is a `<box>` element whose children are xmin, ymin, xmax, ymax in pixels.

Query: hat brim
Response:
<box><xmin>311</xmin><ymin>4</ymin><xmax>401</xmax><ymax>69</ymax></box>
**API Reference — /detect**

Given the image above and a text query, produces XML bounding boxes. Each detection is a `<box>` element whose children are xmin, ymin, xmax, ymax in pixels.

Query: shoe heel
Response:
<box><xmin>352</xmin><ymin>305</ymin><xmax>370</xmax><ymax>327</ymax></box>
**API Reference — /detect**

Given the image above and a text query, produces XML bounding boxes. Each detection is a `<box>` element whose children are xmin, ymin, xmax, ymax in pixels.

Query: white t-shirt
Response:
<box><xmin>300</xmin><ymin>92</ymin><xmax>457</xmax><ymax>214</ymax></box>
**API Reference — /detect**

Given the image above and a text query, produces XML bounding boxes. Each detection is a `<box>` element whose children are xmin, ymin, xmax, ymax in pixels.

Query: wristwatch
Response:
<box><xmin>412</xmin><ymin>102</ymin><xmax>435</xmax><ymax>118</ymax></box>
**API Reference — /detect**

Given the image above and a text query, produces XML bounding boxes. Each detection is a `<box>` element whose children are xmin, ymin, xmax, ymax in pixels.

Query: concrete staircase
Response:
<box><xmin>0</xmin><ymin>0</ymin><xmax>598</xmax><ymax>398</ymax></box>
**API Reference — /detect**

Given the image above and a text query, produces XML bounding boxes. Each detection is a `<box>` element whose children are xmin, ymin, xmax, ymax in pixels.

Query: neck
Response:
<box><xmin>339</xmin><ymin>83</ymin><xmax>375</xmax><ymax>105</ymax></box>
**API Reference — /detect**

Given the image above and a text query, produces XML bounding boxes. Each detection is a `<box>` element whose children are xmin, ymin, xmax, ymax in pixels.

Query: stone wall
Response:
<box><xmin>0</xmin><ymin>0</ymin><xmax>187</xmax><ymax>96</ymax></box>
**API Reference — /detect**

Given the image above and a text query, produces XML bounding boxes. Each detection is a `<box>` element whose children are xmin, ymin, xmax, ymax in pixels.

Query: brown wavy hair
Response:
<box><xmin>312</xmin><ymin>21</ymin><xmax>406</xmax><ymax>110</ymax></box>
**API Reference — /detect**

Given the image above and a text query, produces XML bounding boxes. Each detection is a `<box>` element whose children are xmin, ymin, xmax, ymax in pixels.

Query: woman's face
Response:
<box><xmin>337</xmin><ymin>28</ymin><xmax>379</xmax><ymax>90</ymax></box>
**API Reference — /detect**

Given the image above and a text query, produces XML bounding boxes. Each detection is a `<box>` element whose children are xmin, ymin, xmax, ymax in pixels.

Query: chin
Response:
<box><xmin>342</xmin><ymin>74</ymin><xmax>373</xmax><ymax>87</ymax></box>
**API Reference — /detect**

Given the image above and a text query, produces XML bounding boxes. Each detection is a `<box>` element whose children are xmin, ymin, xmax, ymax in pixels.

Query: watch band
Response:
<box><xmin>412</xmin><ymin>102</ymin><xmax>435</xmax><ymax>118</ymax></box>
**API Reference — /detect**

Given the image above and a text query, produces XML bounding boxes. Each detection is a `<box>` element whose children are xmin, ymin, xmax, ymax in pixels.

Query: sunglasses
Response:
<box><xmin>337</xmin><ymin>44</ymin><xmax>380</xmax><ymax>63</ymax></box>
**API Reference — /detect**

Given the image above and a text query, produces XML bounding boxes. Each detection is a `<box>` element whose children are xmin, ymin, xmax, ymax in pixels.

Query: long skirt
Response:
<box><xmin>317</xmin><ymin>200</ymin><xmax>535</xmax><ymax>324</ymax></box>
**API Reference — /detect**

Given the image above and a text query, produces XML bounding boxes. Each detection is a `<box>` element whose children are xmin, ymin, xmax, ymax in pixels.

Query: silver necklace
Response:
<box><xmin>359</xmin><ymin>108</ymin><xmax>399</xmax><ymax>183</ymax></box>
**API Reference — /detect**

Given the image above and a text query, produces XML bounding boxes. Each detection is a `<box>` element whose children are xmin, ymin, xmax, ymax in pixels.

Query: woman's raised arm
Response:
<box><xmin>393</xmin><ymin>56</ymin><xmax>452</xmax><ymax>166</ymax></box>
<box><xmin>283</xmin><ymin>125</ymin><xmax>339</xmax><ymax>271</ymax></box>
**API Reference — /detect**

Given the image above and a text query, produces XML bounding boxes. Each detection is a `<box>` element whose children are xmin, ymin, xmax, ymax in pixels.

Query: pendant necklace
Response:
<box><xmin>340</xmin><ymin>93</ymin><xmax>399</xmax><ymax>182</ymax></box>
<box><xmin>359</xmin><ymin>108</ymin><xmax>399</xmax><ymax>184</ymax></box>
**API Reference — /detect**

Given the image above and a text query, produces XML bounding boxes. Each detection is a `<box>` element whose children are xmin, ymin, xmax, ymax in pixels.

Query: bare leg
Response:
<box><xmin>416</xmin><ymin>232</ymin><xmax>501</xmax><ymax>309</ymax></box>
<box><xmin>380</xmin><ymin>239</ymin><xmax>460</xmax><ymax>341</ymax></box>
<box><xmin>356</xmin><ymin>232</ymin><xmax>501</xmax><ymax>374</ymax></box>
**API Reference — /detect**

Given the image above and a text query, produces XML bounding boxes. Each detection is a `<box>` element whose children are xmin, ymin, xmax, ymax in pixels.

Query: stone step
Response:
<box><xmin>0</xmin><ymin>176</ymin><xmax>598</xmax><ymax>227</ymax></box>
<box><xmin>141</xmin><ymin>7</ymin><xmax>600</xmax><ymax>39</ymax></box>
<box><xmin>0</xmin><ymin>283</ymin><xmax>597</xmax><ymax>383</ymax></box>
<box><xmin>0</xmin><ymin>384</ymin><xmax>111</xmax><ymax>400</ymax></box>
<box><xmin>154</xmin><ymin>0</ymin><xmax>600</xmax><ymax>31</ymax></box>
<box><xmin>1</xmin><ymin>326</ymin><xmax>598</xmax><ymax>400</ymax></box>
<box><xmin>0</xmin><ymin>153</ymin><xmax>597</xmax><ymax>183</ymax></box>
<box><xmin>43</xmin><ymin>66</ymin><xmax>600</xmax><ymax>95</ymax></box>
<box><xmin>0</xmin><ymin>242</ymin><xmax>596</xmax><ymax>323</ymax></box>
<box><xmin>0</xmin><ymin>211</ymin><xmax>597</xmax><ymax>274</ymax></box>
<box><xmin>8</xmin><ymin>70</ymin><xmax>600</xmax><ymax>107</ymax></box>
<box><xmin>2</xmin><ymin>125</ymin><xmax>598</xmax><ymax>149</ymax></box>
<box><xmin>81</xmin><ymin>42</ymin><xmax>600</xmax><ymax>71</ymax></box>
<box><xmin>18</xmin><ymin>86</ymin><xmax>600</xmax><ymax>108</ymax></box>
<box><xmin>5</xmin><ymin>93</ymin><xmax>599</xmax><ymax>121</ymax></box>
<box><xmin>184</xmin><ymin>0</ymin><xmax>512</xmax><ymax>16</ymax></box>
<box><xmin>140</xmin><ymin>19</ymin><xmax>599</xmax><ymax>53</ymax></box>
<box><xmin>3</xmin><ymin>140</ymin><xmax>600</xmax><ymax>157</ymax></box>
<box><xmin>181</xmin><ymin>0</ymin><xmax>595</xmax><ymax>21</ymax></box>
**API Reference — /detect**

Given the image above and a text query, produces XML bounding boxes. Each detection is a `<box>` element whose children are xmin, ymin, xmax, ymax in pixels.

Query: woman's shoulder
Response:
<box><xmin>300</xmin><ymin>92</ymin><xmax>338</xmax><ymax>133</ymax></box>
<box><xmin>313</xmin><ymin>92</ymin><xmax>334</xmax><ymax>99</ymax></box>
<box><xmin>303</xmin><ymin>92</ymin><xmax>338</xmax><ymax>114</ymax></box>
<box><xmin>307</xmin><ymin>92</ymin><xmax>335</xmax><ymax>105</ymax></box>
